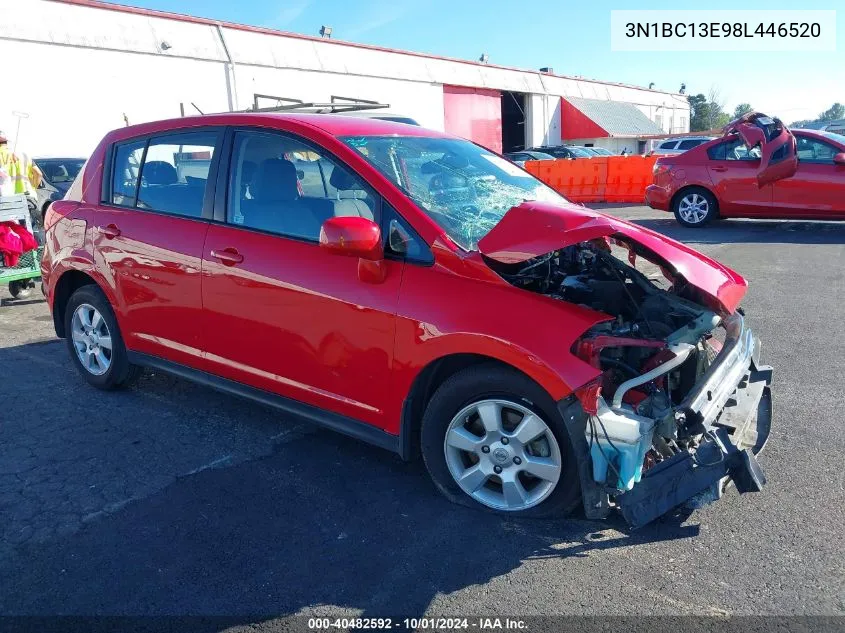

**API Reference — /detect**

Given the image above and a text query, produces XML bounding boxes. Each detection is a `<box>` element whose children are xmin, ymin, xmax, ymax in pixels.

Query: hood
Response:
<box><xmin>477</xmin><ymin>201</ymin><xmax>747</xmax><ymax>313</ymax></box>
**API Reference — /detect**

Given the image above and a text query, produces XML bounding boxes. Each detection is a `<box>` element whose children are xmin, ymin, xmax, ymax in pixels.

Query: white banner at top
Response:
<box><xmin>610</xmin><ymin>10</ymin><xmax>837</xmax><ymax>52</ymax></box>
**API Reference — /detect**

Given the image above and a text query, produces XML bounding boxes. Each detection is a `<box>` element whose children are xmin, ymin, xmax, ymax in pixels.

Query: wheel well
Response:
<box><xmin>399</xmin><ymin>353</ymin><xmax>544</xmax><ymax>461</ymax></box>
<box><xmin>52</xmin><ymin>270</ymin><xmax>97</xmax><ymax>338</ymax></box>
<box><xmin>671</xmin><ymin>185</ymin><xmax>718</xmax><ymax>214</ymax></box>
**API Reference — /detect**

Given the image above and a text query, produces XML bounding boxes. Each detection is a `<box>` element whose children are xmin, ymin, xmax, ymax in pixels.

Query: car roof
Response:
<box><xmin>792</xmin><ymin>128</ymin><xmax>842</xmax><ymax>140</ymax></box>
<box><xmin>660</xmin><ymin>136</ymin><xmax>712</xmax><ymax>142</ymax></box>
<box><xmin>105</xmin><ymin>112</ymin><xmax>450</xmax><ymax>144</ymax></box>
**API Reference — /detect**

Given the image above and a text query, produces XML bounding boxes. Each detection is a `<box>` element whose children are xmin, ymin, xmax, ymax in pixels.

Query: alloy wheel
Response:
<box><xmin>678</xmin><ymin>193</ymin><xmax>710</xmax><ymax>224</ymax></box>
<box><xmin>443</xmin><ymin>399</ymin><xmax>562</xmax><ymax>511</ymax></box>
<box><xmin>70</xmin><ymin>303</ymin><xmax>113</xmax><ymax>376</ymax></box>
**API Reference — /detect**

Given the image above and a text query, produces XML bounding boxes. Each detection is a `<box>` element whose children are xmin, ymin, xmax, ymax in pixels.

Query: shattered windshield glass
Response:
<box><xmin>341</xmin><ymin>135</ymin><xmax>568</xmax><ymax>250</ymax></box>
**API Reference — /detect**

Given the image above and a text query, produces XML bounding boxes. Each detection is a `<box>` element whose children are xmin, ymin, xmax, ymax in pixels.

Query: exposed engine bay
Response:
<box><xmin>488</xmin><ymin>236</ymin><xmax>745</xmax><ymax>500</ymax></box>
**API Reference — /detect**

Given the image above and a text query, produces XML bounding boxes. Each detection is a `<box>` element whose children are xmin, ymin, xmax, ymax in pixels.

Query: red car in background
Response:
<box><xmin>41</xmin><ymin>113</ymin><xmax>772</xmax><ymax>527</ymax></box>
<box><xmin>646</xmin><ymin>113</ymin><xmax>845</xmax><ymax>227</ymax></box>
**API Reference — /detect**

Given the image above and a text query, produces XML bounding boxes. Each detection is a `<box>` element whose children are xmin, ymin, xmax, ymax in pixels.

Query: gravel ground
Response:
<box><xmin>0</xmin><ymin>206</ymin><xmax>843</xmax><ymax>624</ymax></box>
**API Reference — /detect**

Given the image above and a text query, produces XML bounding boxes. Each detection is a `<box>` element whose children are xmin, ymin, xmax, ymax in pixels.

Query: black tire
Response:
<box><xmin>672</xmin><ymin>187</ymin><xmax>718</xmax><ymax>228</ymax></box>
<box><xmin>64</xmin><ymin>284</ymin><xmax>142</xmax><ymax>390</ymax></box>
<box><xmin>8</xmin><ymin>280</ymin><xmax>34</xmax><ymax>299</ymax></box>
<box><xmin>420</xmin><ymin>364</ymin><xmax>581</xmax><ymax>518</ymax></box>
<box><xmin>37</xmin><ymin>201</ymin><xmax>51</xmax><ymax>227</ymax></box>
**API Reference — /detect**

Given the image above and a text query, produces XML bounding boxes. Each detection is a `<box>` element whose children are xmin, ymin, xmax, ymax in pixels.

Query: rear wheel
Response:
<box><xmin>421</xmin><ymin>365</ymin><xmax>580</xmax><ymax>517</ymax></box>
<box><xmin>64</xmin><ymin>285</ymin><xmax>141</xmax><ymax>389</ymax></box>
<box><xmin>673</xmin><ymin>188</ymin><xmax>718</xmax><ymax>227</ymax></box>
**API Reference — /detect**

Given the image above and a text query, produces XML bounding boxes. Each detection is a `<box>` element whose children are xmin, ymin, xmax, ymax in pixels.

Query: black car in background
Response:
<box><xmin>33</xmin><ymin>157</ymin><xmax>85</xmax><ymax>223</ymax></box>
<box><xmin>526</xmin><ymin>145</ymin><xmax>593</xmax><ymax>159</ymax></box>
<box><xmin>502</xmin><ymin>150</ymin><xmax>556</xmax><ymax>166</ymax></box>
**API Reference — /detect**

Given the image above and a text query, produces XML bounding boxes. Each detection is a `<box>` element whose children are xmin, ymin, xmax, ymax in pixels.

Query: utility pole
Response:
<box><xmin>11</xmin><ymin>111</ymin><xmax>29</xmax><ymax>153</ymax></box>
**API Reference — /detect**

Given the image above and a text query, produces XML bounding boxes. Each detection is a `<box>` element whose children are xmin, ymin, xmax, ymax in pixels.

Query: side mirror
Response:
<box><xmin>834</xmin><ymin>153</ymin><xmax>845</xmax><ymax>166</ymax></box>
<box><xmin>319</xmin><ymin>216</ymin><xmax>383</xmax><ymax>261</ymax></box>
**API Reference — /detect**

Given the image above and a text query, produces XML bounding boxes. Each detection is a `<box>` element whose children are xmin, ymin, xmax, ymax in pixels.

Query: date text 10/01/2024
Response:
<box><xmin>307</xmin><ymin>617</ymin><xmax>528</xmax><ymax>630</ymax></box>
<box><xmin>625</xmin><ymin>22</ymin><xmax>822</xmax><ymax>39</ymax></box>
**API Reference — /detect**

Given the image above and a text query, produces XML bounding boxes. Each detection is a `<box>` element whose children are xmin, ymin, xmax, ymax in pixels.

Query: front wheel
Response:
<box><xmin>421</xmin><ymin>365</ymin><xmax>580</xmax><ymax>517</ymax></box>
<box><xmin>673</xmin><ymin>188</ymin><xmax>718</xmax><ymax>227</ymax></box>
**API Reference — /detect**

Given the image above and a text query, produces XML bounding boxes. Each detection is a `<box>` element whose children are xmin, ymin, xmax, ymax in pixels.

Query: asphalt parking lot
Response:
<box><xmin>1</xmin><ymin>205</ymin><xmax>843</xmax><ymax>622</ymax></box>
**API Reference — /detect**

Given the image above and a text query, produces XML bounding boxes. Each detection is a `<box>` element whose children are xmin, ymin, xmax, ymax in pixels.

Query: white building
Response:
<box><xmin>0</xmin><ymin>0</ymin><xmax>690</xmax><ymax>158</ymax></box>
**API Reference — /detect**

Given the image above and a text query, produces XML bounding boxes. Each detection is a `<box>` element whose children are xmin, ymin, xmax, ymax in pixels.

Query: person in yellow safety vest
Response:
<box><xmin>0</xmin><ymin>130</ymin><xmax>42</xmax><ymax>198</ymax></box>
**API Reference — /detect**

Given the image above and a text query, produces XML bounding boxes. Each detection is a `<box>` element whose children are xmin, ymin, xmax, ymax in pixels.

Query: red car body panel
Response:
<box><xmin>646</xmin><ymin>122</ymin><xmax>845</xmax><ymax>221</ymax></box>
<box><xmin>478</xmin><ymin>201</ymin><xmax>748</xmax><ymax>314</ymax></box>
<box><xmin>43</xmin><ymin>112</ymin><xmax>752</xmax><ymax>441</ymax></box>
<box><xmin>200</xmin><ymin>222</ymin><xmax>404</xmax><ymax>426</ymax></box>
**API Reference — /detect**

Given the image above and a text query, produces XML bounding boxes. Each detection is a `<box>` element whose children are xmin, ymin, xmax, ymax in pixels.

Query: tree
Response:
<box><xmin>818</xmin><ymin>102</ymin><xmax>844</xmax><ymax>121</ymax></box>
<box><xmin>688</xmin><ymin>88</ymin><xmax>730</xmax><ymax>132</ymax></box>
<box><xmin>688</xmin><ymin>94</ymin><xmax>709</xmax><ymax>131</ymax></box>
<box><xmin>789</xmin><ymin>103</ymin><xmax>844</xmax><ymax>128</ymax></box>
<box><xmin>706</xmin><ymin>87</ymin><xmax>730</xmax><ymax>130</ymax></box>
<box><xmin>733</xmin><ymin>103</ymin><xmax>753</xmax><ymax>119</ymax></box>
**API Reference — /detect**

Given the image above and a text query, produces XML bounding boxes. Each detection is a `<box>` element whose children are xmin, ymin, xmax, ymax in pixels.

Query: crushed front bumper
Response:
<box><xmin>560</xmin><ymin>314</ymin><xmax>773</xmax><ymax>528</ymax></box>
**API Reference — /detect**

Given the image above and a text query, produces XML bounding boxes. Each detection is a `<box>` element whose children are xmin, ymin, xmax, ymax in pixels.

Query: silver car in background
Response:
<box><xmin>651</xmin><ymin>136</ymin><xmax>715</xmax><ymax>156</ymax></box>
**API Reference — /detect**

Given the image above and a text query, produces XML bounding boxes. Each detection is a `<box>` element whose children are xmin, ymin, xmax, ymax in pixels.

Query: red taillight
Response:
<box><xmin>575</xmin><ymin>378</ymin><xmax>603</xmax><ymax>416</ymax></box>
<box><xmin>653</xmin><ymin>162</ymin><xmax>671</xmax><ymax>176</ymax></box>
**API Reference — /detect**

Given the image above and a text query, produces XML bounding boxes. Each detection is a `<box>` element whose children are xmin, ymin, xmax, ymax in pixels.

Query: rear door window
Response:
<box><xmin>707</xmin><ymin>138</ymin><xmax>760</xmax><ymax>161</ymax></box>
<box><xmin>137</xmin><ymin>131</ymin><xmax>220</xmax><ymax>217</ymax></box>
<box><xmin>109</xmin><ymin>130</ymin><xmax>221</xmax><ymax>217</ymax></box>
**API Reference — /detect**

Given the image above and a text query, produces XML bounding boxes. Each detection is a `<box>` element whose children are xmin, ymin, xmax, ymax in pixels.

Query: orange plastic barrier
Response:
<box><xmin>525</xmin><ymin>155</ymin><xmax>657</xmax><ymax>204</ymax></box>
<box><xmin>605</xmin><ymin>156</ymin><xmax>658</xmax><ymax>203</ymax></box>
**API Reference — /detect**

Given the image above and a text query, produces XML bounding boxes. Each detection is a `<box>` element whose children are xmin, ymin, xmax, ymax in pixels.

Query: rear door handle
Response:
<box><xmin>210</xmin><ymin>248</ymin><xmax>244</xmax><ymax>266</ymax></box>
<box><xmin>96</xmin><ymin>224</ymin><xmax>121</xmax><ymax>238</ymax></box>
<box><xmin>711</xmin><ymin>166</ymin><xmax>728</xmax><ymax>172</ymax></box>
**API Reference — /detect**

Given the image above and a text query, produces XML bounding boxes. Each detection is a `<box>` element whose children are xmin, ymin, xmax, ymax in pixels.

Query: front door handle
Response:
<box><xmin>210</xmin><ymin>248</ymin><xmax>244</xmax><ymax>266</ymax></box>
<box><xmin>96</xmin><ymin>224</ymin><xmax>121</xmax><ymax>238</ymax></box>
<box><xmin>711</xmin><ymin>166</ymin><xmax>728</xmax><ymax>172</ymax></box>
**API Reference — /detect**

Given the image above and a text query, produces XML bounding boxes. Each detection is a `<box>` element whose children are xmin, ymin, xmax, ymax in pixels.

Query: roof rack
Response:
<box><xmin>247</xmin><ymin>94</ymin><xmax>391</xmax><ymax>114</ymax></box>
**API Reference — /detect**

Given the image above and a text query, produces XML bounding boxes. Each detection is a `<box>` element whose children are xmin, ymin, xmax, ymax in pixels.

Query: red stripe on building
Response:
<box><xmin>561</xmin><ymin>97</ymin><xmax>609</xmax><ymax>140</ymax></box>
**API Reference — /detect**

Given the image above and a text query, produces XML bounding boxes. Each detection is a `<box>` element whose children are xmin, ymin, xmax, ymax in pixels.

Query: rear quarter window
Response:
<box><xmin>658</xmin><ymin>141</ymin><xmax>678</xmax><ymax>150</ymax></box>
<box><xmin>707</xmin><ymin>143</ymin><xmax>727</xmax><ymax>161</ymax></box>
<box><xmin>111</xmin><ymin>140</ymin><xmax>146</xmax><ymax>206</ymax></box>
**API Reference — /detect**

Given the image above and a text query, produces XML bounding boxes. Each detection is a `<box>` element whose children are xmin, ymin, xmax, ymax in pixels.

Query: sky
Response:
<box><xmin>121</xmin><ymin>0</ymin><xmax>842</xmax><ymax>123</ymax></box>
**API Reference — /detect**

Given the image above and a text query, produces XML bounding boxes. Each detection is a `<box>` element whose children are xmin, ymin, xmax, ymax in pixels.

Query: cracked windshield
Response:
<box><xmin>342</xmin><ymin>136</ymin><xmax>567</xmax><ymax>249</ymax></box>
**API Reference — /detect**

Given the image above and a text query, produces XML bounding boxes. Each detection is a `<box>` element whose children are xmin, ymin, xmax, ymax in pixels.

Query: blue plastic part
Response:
<box><xmin>589</xmin><ymin>435</ymin><xmax>653</xmax><ymax>491</ymax></box>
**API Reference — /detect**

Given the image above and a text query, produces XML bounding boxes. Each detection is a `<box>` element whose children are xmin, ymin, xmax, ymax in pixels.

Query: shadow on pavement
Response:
<box><xmin>0</xmin><ymin>429</ymin><xmax>699</xmax><ymax>619</ymax></box>
<box><xmin>0</xmin><ymin>297</ymin><xmax>46</xmax><ymax>308</ymax></box>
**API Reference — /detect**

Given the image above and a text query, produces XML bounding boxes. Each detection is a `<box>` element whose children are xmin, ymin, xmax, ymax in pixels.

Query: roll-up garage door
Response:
<box><xmin>443</xmin><ymin>85</ymin><xmax>503</xmax><ymax>153</ymax></box>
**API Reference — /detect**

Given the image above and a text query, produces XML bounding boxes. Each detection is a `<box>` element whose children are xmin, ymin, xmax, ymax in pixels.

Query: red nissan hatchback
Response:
<box><xmin>42</xmin><ymin>114</ymin><xmax>772</xmax><ymax>527</ymax></box>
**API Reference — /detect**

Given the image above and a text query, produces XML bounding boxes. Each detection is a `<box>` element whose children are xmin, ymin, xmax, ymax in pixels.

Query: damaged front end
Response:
<box><xmin>480</xmin><ymin>208</ymin><xmax>772</xmax><ymax>528</ymax></box>
<box><xmin>562</xmin><ymin>308</ymin><xmax>772</xmax><ymax>529</ymax></box>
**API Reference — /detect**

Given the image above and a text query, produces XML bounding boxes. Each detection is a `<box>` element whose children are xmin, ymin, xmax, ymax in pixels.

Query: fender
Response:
<box><xmin>385</xmin><ymin>259</ymin><xmax>609</xmax><ymax>436</ymax></box>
